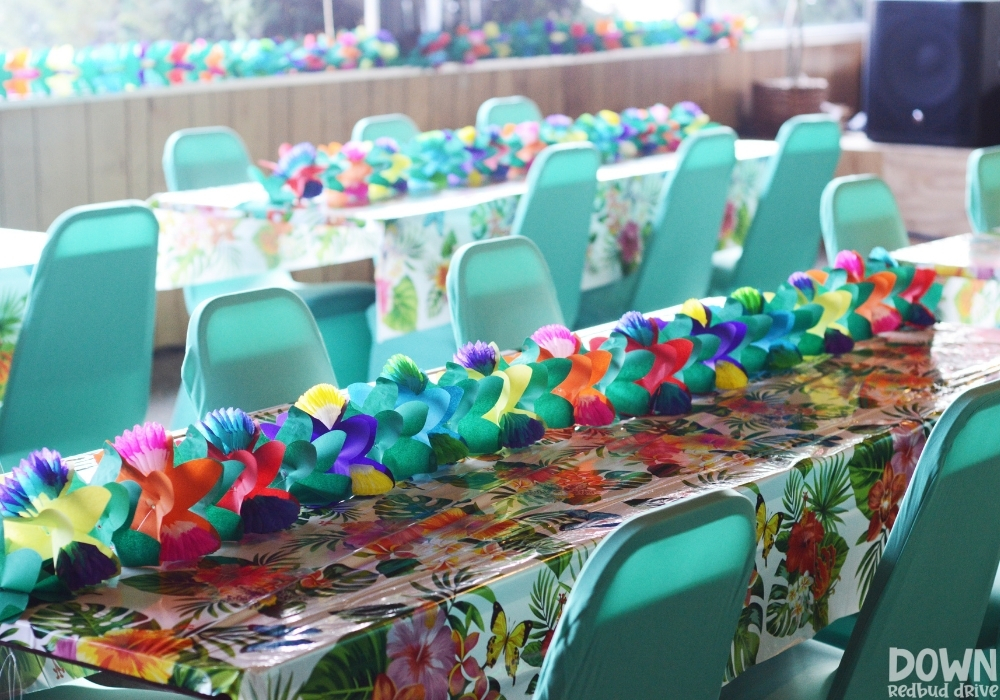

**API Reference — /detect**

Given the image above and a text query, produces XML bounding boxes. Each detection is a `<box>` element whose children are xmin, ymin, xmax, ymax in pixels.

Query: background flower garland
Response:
<box><xmin>0</xmin><ymin>248</ymin><xmax>938</xmax><ymax>620</ymax></box>
<box><xmin>0</xmin><ymin>15</ymin><xmax>752</xmax><ymax>101</ymax></box>
<box><xmin>253</xmin><ymin>101</ymin><xmax>712</xmax><ymax>207</ymax></box>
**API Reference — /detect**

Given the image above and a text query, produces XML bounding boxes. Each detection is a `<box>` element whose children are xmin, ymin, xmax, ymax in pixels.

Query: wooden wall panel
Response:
<box><xmin>36</xmin><ymin>103</ymin><xmax>89</xmax><ymax>225</ymax></box>
<box><xmin>87</xmin><ymin>100</ymin><xmax>130</xmax><ymax>204</ymax></box>
<box><xmin>0</xmin><ymin>34</ymin><xmax>865</xmax><ymax>231</ymax></box>
<box><xmin>0</xmin><ymin>109</ymin><xmax>39</xmax><ymax>229</ymax></box>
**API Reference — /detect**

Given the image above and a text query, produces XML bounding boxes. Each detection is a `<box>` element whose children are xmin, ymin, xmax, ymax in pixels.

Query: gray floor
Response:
<box><xmin>147</xmin><ymin>348</ymin><xmax>183</xmax><ymax>426</ymax></box>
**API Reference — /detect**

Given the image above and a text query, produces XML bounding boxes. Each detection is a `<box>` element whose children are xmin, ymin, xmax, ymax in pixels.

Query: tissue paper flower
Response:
<box><xmin>260</xmin><ymin>384</ymin><xmax>394</xmax><ymax>497</ymax></box>
<box><xmin>115</xmin><ymin>422</ymin><xmax>223</xmax><ymax>563</ymax></box>
<box><xmin>531</xmin><ymin>324</ymin><xmax>582</xmax><ymax>359</ymax></box>
<box><xmin>454</xmin><ymin>341</ymin><xmax>498</xmax><ymax>376</ymax></box>
<box><xmin>195</xmin><ymin>408</ymin><xmax>299</xmax><ymax>534</ymax></box>
<box><xmin>0</xmin><ymin>449</ymin><xmax>119</xmax><ymax>590</ymax></box>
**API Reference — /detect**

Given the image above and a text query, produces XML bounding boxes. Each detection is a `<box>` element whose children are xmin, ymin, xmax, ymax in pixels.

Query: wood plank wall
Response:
<box><xmin>0</xmin><ymin>28</ymin><xmax>864</xmax><ymax>231</ymax></box>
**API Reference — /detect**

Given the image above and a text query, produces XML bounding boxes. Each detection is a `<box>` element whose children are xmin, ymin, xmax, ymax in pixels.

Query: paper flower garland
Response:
<box><xmin>0</xmin><ymin>449</ymin><xmax>124</xmax><ymax>621</ymax></box>
<box><xmin>257</xmin><ymin>101</ymin><xmax>713</xmax><ymax>205</ymax></box>
<box><xmin>0</xmin><ymin>27</ymin><xmax>399</xmax><ymax>101</ymax></box>
<box><xmin>13</xmin><ymin>249</ymin><xmax>938</xmax><ymax>601</ymax></box>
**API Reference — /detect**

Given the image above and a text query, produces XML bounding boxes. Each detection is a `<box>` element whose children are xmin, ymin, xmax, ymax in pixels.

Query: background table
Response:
<box><xmin>3</xmin><ymin>321</ymin><xmax>997</xmax><ymax>699</ymax></box>
<box><xmin>0</xmin><ymin>228</ymin><xmax>46</xmax><ymax>403</ymax></box>
<box><xmin>151</xmin><ymin>140</ymin><xmax>777</xmax><ymax>342</ymax></box>
<box><xmin>894</xmin><ymin>233</ymin><xmax>1000</xmax><ymax>327</ymax></box>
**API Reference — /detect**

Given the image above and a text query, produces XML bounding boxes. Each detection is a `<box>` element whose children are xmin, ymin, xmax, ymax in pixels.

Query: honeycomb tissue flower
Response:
<box><xmin>196</xmin><ymin>407</ymin><xmax>256</xmax><ymax>455</ymax></box>
<box><xmin>294</xmin><ymin>384</ymin><xmax>349</xmax><ymax>429</ymax></box>
<box><xmin>530</xmin><ymin>324</ymin><xmax>581</xmax><ymax>358</ymax></box>
<box><xmin>113</xmin><ymin>422</ymin><xmax>171</xmax><ymax>476</ymax></box>
<box><xmin>453</xmin><ymin>341</ymin><xmax>497</xmax><ymax>375</ymax></box>
<box><xmin>382</xmin><ymin>354</ymin><xmax>428</xmax><ymax>394</ymax></box>
<box><xmin>614</xmin><ymin>310</ymin><xmax>656</xmax><ymax>347</ymax></box>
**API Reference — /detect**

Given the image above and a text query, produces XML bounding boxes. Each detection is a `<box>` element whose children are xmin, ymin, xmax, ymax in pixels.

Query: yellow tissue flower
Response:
<box><xmin>484</xmin><ymin>22</ymin><xmax>501</xmax><ymax>39</ymax></box>
<box><xmin>295</xmin><ymin>383</ymin><xmax>348</xmax><ymax>429</ymax></box>
<box><xmin>598</xmin><ymin>110</ymin><xmax>621</xmax><ymax>126</ymax></box>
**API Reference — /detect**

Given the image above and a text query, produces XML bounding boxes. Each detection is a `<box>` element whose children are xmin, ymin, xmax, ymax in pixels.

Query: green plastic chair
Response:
<box><xmin>710</xmin><ymin>114</ymin><xmax>841</xmax><ymax>295</ymax></box>
<box><xmin>162</xmin><ymin>126</ymin><xmax>253</xmax><ymax>192</ymax></box>
<box><xmin>820</xmin><ymin>174</ymin><xmax>910</xmax><ymax>260</ymax></box>
<box><xmin>511</xmin><ymin>142</ymin><xmax>600</xmax><ymax>328</ymax></box>
<box><xmin>967</xmin><ymin>146</ymin><xmax>1000</xmax><ymax>234</ymax></box>
<box><xmin>535</xmin><ymin>489</ymin><xmax>756</xmax><ymax>700</ymax></box>
<box><xmin>476</xmin><ymin>95</ymin><xmax>543</xmax><ymax>130</ymax></box>
<box><xmin>351</xmin><ymin>113</ymin><xmax>421</xmax><ymax>144</ymax></box>
<box><xmin>631</xmin><ymin>126</ymin><xmax>738</xmax><ymax>312</ymax></box>
<box><xmin>180</xmin><ymin>287</ymin><xmax>337</xmax><ymax>419</ymax></box>
<box><xmin>720</xmin><ymin>378</ymin><xmax>1000</xmax><ymax>700</ymax></box>
<box><xmin>447</xmin><ymin>237</ymin><xmax>564</xmax><ymax>352</ymax></box>
<box><xmin>161</xmin><ymin>126</ymin><xmax>375</xmax><ymax>402</ymax></box>
<box><xmin>365</xmin><ymin>309</ymin><xmax>457</xmax><ymax>380</ymax></box>
<box><xmin>0</xmin><ymin>202</ymin><xmax>158</xmax><ymax>469</ymax></box>
<box><xmin>28</xmin><ymin>678</ymin><xmax>186</xmax><ymax>699</ymax></box>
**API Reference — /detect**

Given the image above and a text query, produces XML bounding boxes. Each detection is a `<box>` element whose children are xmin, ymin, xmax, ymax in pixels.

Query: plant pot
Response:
<box><xmin>749</xmin><ymin>76</ymin><xmax>830</xmax><ymax>138</ymax></box>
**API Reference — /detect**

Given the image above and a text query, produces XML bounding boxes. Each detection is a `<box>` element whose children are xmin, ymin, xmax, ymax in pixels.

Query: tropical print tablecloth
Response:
<box><xmin>895</xmin><ymin>234</ymin><xmax>1000</xmax><ymax>328</ymax></box>
<box><xmin>3</xmin><ymin>323</ymin><xmax>998</xmax><ymax>699</ymax></box>
<box><xmin>376</xmin><ymin>155</ymin><xmax>767</xmax><ymax>341</ymax></box>
<box><xmin>0</xmin><ymin>265</ymin><xmax>35</xmax><ymax>405</ymax></box>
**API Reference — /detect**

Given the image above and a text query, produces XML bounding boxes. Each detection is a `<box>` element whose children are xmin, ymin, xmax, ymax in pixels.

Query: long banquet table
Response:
<box><xmin>894</xmin><ymin>233</ymin><xmax>1000</xmax><ymax>328</ymax></box>
<box><xmin>3</xmin><ymin>319</ymin><xmax>999</xmax><ymax>699</ymax></box>
<box><xmin>151</xmin><ymin>140</ymin><xmax>777</xmax><ymax>343</ymax></box>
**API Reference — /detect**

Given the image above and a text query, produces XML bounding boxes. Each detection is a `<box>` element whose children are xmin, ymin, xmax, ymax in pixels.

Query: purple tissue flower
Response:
<box><xmin>454</xmin><ymin>341</ymin><xmax>497</xmax><ymax>375</ymax></box>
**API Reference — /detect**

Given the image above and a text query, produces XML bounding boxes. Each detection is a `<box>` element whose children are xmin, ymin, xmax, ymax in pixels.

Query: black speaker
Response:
<box><xmin>865</xmin><ymin>0</ymin><xmax>1000</xmax><ymax>147</ymax></box>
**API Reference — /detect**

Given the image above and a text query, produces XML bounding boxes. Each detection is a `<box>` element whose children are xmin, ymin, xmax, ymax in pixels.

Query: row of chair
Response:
<box><xmin>33</xmin><ymin>373</ymin><xmax>1000</xmax><ymax>700</ymax></box>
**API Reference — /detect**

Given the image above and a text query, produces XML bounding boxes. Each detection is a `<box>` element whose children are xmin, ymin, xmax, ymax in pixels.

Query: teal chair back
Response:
<box><xmin>162</xmin><ymin>126</ymin><xmax>253</xmax><ymax>192</ymax></box>
<box><xmin>304</xmin><ymin>282</ymin><xmax>375</xmax><ymax>386</ymax></box>
<box><xmin>830</xmin><ymin>379</ymin><xmax>1000</xmax><ymax>699</ymax></box>
<box><xmin>447</xmin><ymin>237</ymin><xmax>564</xmax><ymax>351</ymax></box>
<box><xmin>632</xmin><ymin>126</ymin><xmax>737</xmax><ymax>311</ymax></box>
<box><xmin>820</xmin><ymin>174</ymin><xmax>910</xmax><ymax>259</ymax></box>
<box><xmin>535</xmin><ymin>489</ymin><xmax>756</xmax><ymax>700</ymax></box>
<box><xmin>181</xmin><ymin>287</ymin><xmax>337</xmax><ymax>417</ymax></box>
<box><xmin>968</xmin><ymin>146</ymin><xmax>1000</xmax><ymax>234</ymax></box>
<box><xmin>511</xmin><ymin>142</ymin><xmax>600</xmax><ymax>327</ymax></box>
<box><xmin>476</xmin><ymin>95</ymin><xmax>543</xmax><ymax>129</ymax></box>
<box><xmin>351</xmin><ymin>114</ymin><xmax>420</xmax><ymax>144</ymax></box>
<box><xmin>0</xmin><ymin>202</ymin><xmax>159</xmax><ymax>468</ymax></box>
<box><xmin>726</xmin><ymin>115</ymin><xmax>841</xmax><ymax>291</ymax></box>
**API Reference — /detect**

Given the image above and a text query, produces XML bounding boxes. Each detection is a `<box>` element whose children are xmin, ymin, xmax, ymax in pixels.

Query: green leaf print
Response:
<box><xmin>298</xmin><ymin>625</ymin><xmax>389</xmax><ymax>700</ymax></box>
<box><xmin>30</xmin><ymin>602</ymin><xmax>156</xmax><ymax>638</ymax></box>
<box><xmin>847</xmin><ymin>434</ymin><xmax>895</xmax><ymax>520</ymax></box>
<box><xmin>383</xmin><ymin>276</ymin><xmax>418</xmax><ymax>333</ymax></box>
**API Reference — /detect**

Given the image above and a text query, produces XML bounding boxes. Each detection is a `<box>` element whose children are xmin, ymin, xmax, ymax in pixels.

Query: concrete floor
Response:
<box><xmin>147</xmin><ymin>348</ymin><xmax>183</xmax><ymax>426</ymax></box>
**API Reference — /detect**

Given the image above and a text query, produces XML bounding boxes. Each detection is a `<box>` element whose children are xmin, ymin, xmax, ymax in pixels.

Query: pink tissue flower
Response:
<box><xmin>531</xmin><ymin>324</ymin><xmax>581</xmax><ymax>359</ymax></box>
<box><xmin>113</xmin><ymin>422</ymin><xmax>171</xmax><ymax>476</ymax></box>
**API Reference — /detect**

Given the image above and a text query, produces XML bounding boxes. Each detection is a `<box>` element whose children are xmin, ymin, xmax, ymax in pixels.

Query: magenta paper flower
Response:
<box><xmin>530</xmin><ymin>324</ymin><xmax>581</xmax><ymax>359</ymax></box>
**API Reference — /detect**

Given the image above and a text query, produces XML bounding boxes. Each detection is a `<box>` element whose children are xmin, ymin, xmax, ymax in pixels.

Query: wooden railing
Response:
<box><xmin>0</xmin><ymin>24</ymin><xmax>865</xmax><ymax>232</ymax></box>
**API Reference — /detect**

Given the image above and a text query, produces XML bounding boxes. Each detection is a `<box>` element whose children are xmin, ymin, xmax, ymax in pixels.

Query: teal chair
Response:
<box><xmin>721</xmin><ymin>379</ymin><xmax>1000</xmax><ymax>700</ymax></box>
<box><xmin>710</xmin><ymin>114</ymin><xmax>841</xmax><ymax>295</ymax></box>
<box><xmin>162</xmin><ymin>127</ymin><xmax>375</xmax><ymax>403</ymax></box>
<box><xmin>535</xmin><ymin>489</ymin><xmax>756</xmax><ymax>700</ymax></box>
<box><xmin>351</xmin><ymin>113</ymin><xmax>420</xmax><ymax>144</ymax></box>
<box><xmin>631</xmin><ymin>126</ymin><xmax>738</xmax><ymax>312</ymax></box>
<box><xmin>476</xmin><ymin>95</ymin><xmax>543</xmax><ymax>129</ymax></box>
<box><xmin>180</xmin><ymin>287</ymin><xmax>337</xmax><ymax>419</ymax></box>
<box><xmin>968</xmin><ymin>146</ymin><xmax>1000</xmax><ymax>234</ymax></box>
<box><xmin>162</xmin><ymin>126</ymin><xmax>253</xmax><ymax>191</ymax></box>
<box><xmin>366</xmin><ymin>315</ymin><xmax>456</xmax><ymax>380</ymax></box>
<box><xmin>820</xmin><ymin>175</ymin><xmax>910</xmax><ymax>260</ymax></box>
<box><xmin>447</xmin><ymin>237</ymin><xmax>564</xmax><ymax>351</ymax></box>
<box><xmin>511</xmin><ymin>142</ymin><xmax>600</xmax><ymax>328</ymax></box>
<box><xmin>0</xmin><ymin>202</ymin><xmax>158</xmax><ymax>469</ymax></box>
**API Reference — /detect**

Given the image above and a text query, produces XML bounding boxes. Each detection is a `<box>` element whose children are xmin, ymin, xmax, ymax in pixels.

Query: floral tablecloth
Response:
<box><xmin>894</xmin><ymin>234</ymin><xmax>1000</xmax><ymax>328</ymax></box>
<box><xmin>0</xmin><ymin>229</ymin><xmax>45</xmax><ymax>404</ymax></box>
<box><xmin>151</xmin><ymin>143</ymin><xmax>773</xmax><ymax>343</ymax></box>
<box><xmin>3</xmin><ymin>322</ymin><xmax>999</xmax><ymax>699</ymax></box>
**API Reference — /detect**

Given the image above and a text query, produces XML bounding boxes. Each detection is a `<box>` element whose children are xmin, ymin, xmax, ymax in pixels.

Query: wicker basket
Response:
<box><xmin>750</xmin><ymin>76</ymin><xmax>830</xmax><ymax>138</ymax></box>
